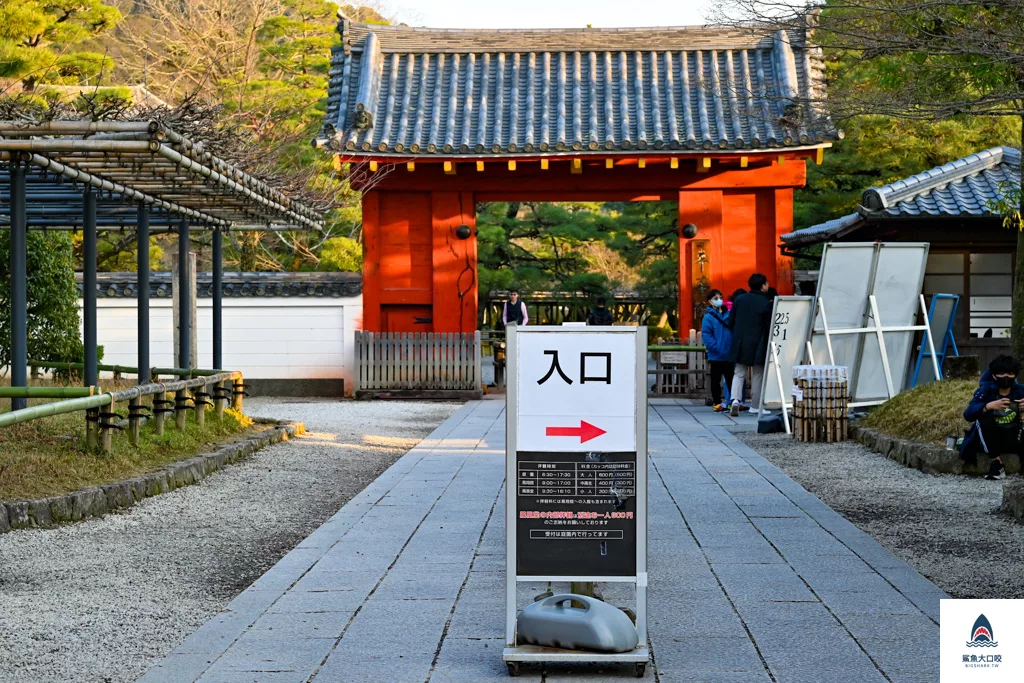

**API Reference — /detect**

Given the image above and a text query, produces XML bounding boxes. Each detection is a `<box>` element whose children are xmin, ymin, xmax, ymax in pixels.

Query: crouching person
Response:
<box><xmin>961</xmin><ymin>355</ymin><xmax>1024</xmax><ymax>480</ymax></box>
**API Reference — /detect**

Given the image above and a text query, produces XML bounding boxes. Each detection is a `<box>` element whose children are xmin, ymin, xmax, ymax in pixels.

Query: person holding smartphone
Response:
<box><xmin>961</xmin><ymin>355</ymin><xmax>1024</xmax><ymax>480</ymax></box>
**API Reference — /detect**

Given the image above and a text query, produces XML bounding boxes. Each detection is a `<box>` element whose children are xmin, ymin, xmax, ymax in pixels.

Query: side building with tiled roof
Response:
<box><xmin>782</xmin><ymin>146</ymin><xmax>1019</xmax><ymax>363</ymax></box>
<box><xmin>317</xmin><ymin>13</ymin><xmax>838</xmax><ymax>333</ymax></box>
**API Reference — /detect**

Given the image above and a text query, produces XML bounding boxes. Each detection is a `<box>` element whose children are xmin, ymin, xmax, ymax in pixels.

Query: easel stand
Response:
<box><xmin>758</xmin><ymin>296</ymin><xmax>816</xmax><ymax>435</ymax></box>
<box><xmin>769</xmin><ymin>342</ymin><xmax>793</xmax><ymax>434</ymax></box>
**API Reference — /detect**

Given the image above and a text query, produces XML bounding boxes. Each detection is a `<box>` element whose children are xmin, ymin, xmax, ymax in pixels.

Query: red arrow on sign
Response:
<box><xmin>545</xmin><ymin>420</ymin><xmax>607</xmax><ymax>443</ymax></box>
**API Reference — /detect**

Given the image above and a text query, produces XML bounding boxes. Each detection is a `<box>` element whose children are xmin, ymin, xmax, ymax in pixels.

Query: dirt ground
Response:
<box><xmin>739</xmin><ymin>431</ymin><xmax>1024</xmax><ymax>600</ymax></box>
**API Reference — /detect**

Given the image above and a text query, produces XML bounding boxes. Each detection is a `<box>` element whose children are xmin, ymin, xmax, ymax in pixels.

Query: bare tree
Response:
<box><xmin>112</xmin><ymin>0</ymin><xmax>279</xmax><ymax>102</ymax></box>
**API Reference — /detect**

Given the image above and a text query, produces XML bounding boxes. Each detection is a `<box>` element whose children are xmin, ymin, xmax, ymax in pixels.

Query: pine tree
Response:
<box><xmin>0</xmin><ymin>0</ymin><xmax>121</xmax><ymax>89</ymax></box>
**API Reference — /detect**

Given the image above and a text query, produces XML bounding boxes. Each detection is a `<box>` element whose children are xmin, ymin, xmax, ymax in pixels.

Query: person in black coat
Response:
<box><xmin>960</xmin><ymin>355</ymin><xmax>1024</xmax><ymax>480</ymax></box>
<box><xmin>587</xmin><ymin>299</ymin><xmax>614</xmax><ymax>326</ymax></box>
<box><xmin>727</xmin><ymin>273</ymin><xmax>773</xmax><ymax>417</ymax></box>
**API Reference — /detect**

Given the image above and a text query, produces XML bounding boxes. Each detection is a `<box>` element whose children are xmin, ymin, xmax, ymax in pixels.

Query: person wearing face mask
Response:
<box><xmin>701</xmin><ymin>289</ymin><xmax>734</xmax><ymax>412</ymax></box>
<box><xmin>961</xmin><ymin>354</ymin><xmax>1024</xmax><ymax>480</ymax></box>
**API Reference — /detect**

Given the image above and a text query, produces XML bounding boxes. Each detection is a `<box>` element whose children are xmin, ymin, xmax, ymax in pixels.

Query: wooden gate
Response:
<box><xmin>355</xmin><ymin>331</ymin><xmax>483</xmax><ymax>399</ymax></box>
<box><xmin>650</xmin><ymin>334</ymin><xmax>710</xmax><ymax>399</ymax></box>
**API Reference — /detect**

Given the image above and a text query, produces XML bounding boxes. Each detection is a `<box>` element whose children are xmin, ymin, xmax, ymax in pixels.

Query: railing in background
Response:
<box><xmin>480</xmin><ymin>291</ymin><xmax>668</xmax><ymax>329</ymax></box>
<box><xmin>649</xmin><ymin>335</ymin><xmax>709</xmax><ymax>398</ymax></box>
<box><xmin>355</xmin><ymin>331</ymin><xmax>482</xmax><ymax>397</ymax></box>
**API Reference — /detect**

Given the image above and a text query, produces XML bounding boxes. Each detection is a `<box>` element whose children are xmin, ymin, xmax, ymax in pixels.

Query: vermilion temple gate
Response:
<box><xmin>317</xmin><ymin>16</ymin><xmax>836</xmax><ymax>334</ymax></box>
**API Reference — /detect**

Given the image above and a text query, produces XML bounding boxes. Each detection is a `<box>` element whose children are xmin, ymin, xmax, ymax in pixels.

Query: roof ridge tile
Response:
<box><xmin>862</xmin><ymin>146</ymin><xmax>1014</xmax><ymax>211</ymax></box>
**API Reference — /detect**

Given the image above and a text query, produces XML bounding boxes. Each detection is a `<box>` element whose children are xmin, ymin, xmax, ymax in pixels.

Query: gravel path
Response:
<box><xmin>739</xmin><ymin>431</ymin><xmax>1024</xmax><ymax>599</ymax></box>
<box><xmin>0</xmin><ymin>399</ymin><xmax>460</xmax><ymax>683</ymax></box>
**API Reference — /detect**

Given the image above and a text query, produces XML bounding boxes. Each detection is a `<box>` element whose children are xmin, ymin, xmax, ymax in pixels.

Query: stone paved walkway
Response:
<box><xmin>141</xmin><ymin>399</ymin><xmax>943</xmax><ymax>682</ymax></box>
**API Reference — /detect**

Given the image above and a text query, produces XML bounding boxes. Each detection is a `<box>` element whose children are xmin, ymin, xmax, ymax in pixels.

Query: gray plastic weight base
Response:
<box><xmin>515</xmin><ymin>593</ymin><xmax>639</xmax><ymax>653</ymax></box>
<box><xmin>503</xmin><ymin>645</ymin><xmax>650</xmax><ymax>678</ymax></box>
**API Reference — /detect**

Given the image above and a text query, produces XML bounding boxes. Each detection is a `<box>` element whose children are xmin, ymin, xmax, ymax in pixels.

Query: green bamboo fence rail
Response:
<box><xmin>0</xmin><ymin>386</ymin><xmax>100</xmax><ymax>399</ymax></box>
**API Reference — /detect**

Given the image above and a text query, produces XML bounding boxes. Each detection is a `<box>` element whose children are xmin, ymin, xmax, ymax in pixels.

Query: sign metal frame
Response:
<box><xmin>911</xmin><ymin>293</ymin><xmax>960</xmax><ymax>387</ymax></box>
<box><xmin>504</xmin><ymin>325</ymin><xmax>649</xmax><ymax>673</ymax></box>
<box><xmin>811</xmin><ymin>294</ymin><xmax>940</xmax><ymax>408</ymax></box>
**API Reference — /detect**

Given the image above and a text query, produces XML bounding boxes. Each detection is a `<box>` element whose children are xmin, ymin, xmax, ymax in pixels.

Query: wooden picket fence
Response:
<box><xmin>355</xmin><ymin>331</ymin><xmax>482</xmax><ymax>398</ymax></box>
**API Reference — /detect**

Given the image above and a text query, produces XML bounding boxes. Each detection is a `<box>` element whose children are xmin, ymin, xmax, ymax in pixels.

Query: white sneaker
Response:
<box><xmin>747</xmin><ymin>407</ymin><xmax>760</xmax><ymax>414</ymax></box>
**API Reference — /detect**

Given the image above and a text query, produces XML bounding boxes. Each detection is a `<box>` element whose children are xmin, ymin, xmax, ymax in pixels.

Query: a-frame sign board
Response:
<box><xmin>504</xmin><ymin>325</ymin><xmax>649</xmax><ymax>676</ymax></box>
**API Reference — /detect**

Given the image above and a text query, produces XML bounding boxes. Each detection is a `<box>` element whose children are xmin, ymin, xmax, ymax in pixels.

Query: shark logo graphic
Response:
<box><xmin>966</xmin><ymin>614</ymin><xmax>999</xmax><ymax>648</ymax></box>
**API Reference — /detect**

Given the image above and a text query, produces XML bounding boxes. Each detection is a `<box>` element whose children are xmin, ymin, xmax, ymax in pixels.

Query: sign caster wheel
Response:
<box><xmin>634</xmin><ymin>663</ymin><xmax>647</xmax><ymax>678</ymax></box>
<box><xmin>507</xmin><ymin>662</ymin><xmax>521</xmax><ymax>677</ymax></box>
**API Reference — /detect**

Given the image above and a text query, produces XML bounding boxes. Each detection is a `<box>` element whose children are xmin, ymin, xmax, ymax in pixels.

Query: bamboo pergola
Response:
<box><xmin>1</xmin><ymin>120</ymin><xmax>325</xmax><ymax>411</ymax></box>
<box><xmin>0</xmin><ymin>120</ymin><xmax>322</xmax><ymax>229</ymax></box>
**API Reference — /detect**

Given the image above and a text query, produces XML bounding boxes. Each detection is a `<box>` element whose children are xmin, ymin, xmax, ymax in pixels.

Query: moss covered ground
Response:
<box><xmin>0</xmin><ymin>379</ymin><xmax>255</xmax><ymax>501</ymax></box>
<box><xmin>860</xmin><ymin>378</ymin><xmax>979</xmax><ymax>448</ymax></box>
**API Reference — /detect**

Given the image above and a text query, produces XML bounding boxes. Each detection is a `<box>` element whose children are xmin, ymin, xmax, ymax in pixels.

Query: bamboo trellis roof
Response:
<box><xmin>0</xmin><ymin>120</ymin><xmax>324</xmax><ymax>230</ymax></box>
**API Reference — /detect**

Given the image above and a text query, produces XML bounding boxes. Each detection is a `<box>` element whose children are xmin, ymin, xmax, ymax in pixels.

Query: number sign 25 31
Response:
<box><xmin>773</xmin><ymin>311</ymin><xmax>790</xmax><ymax>341</ymax></box>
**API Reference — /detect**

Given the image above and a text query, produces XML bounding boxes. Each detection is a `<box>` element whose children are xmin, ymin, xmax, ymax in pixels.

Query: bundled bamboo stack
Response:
<box><xmin>792</xmin><ymin>365</ymin><xmax>850</xmax><ymax>443</ymax></box>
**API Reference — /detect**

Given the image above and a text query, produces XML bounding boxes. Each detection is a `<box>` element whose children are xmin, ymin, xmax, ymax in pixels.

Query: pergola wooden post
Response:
<box><xmin>8</xmin><ymin>161</ymin><xmax>27</xmax><ymax>411</ymax></box>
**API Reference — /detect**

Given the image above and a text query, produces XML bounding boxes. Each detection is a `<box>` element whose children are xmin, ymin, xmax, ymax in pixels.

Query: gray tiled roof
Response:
<box><xmin>779</xmin><ymin>212</ymin><xmax>864</xmax><ymax>247</ymax></box>
<box><xmin>74</xmin><ymin>272</ymin><xmax>362</xmax><ymax>299</ymax></box>
<box><xmin>317</xmin><ymin>16</ymin><xmax>836</xmax><ymax>156</ymax></box>
<box><xmin>781</xmin><ymin>146</ymin><xmax>1021</xmax><ymax>246</ymax></box>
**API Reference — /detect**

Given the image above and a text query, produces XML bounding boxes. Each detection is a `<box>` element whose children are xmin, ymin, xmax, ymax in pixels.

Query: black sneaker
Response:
<box><xmin>985</xmin><ymin>461</ymin><xmax>1006</xmax><ymax>481</ymax></box>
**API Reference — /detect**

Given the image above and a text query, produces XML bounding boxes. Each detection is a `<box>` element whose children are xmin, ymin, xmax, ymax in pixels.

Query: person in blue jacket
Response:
<box><xmin>961</xmin><ymin>354</ymin><xmax>1024</xmax><ymax>480</ymax></box>
<box><xmin>701</xmin><ymin>289</ymin><xmax>734</xmax><ymax>412</ymax></box>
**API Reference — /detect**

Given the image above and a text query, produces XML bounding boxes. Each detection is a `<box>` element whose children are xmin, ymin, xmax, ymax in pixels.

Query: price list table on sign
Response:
<box><xmin>504</xmin><ymin>325</ymin><xmax>649</xmax><ymax>676</ymax></box>
<box><xmin>516</xmin><ymin>452</ymin><xmax>638</xmax><ymax>577</ymax></box>
<box><xmin>517</xmin><ymin>460</ymin><xmax>636</xmax><ymax>497</ymax></box>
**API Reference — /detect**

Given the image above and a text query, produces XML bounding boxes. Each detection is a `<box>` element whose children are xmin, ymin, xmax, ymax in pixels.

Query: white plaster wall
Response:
<box><xmin>79</xmin><ymin>296</ymin><xmax>362</xmax><ymax>394</ymax></box>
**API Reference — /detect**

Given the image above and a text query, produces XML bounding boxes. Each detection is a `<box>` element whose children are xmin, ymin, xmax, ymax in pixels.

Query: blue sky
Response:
<box><xmin>383</xmin><ymin>0</ymin><xmax>717</xmax><ymax>28</ymax></box>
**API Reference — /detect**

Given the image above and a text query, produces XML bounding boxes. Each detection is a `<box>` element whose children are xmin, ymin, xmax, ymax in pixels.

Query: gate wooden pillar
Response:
<box><xmin>431</xmin><ymin>191</ymin><xmax>478</xmax><ymax>334</ymax></box>
<box><xmin>361</xmin><ymin>189</ymin><xmax>478</xmax><ymax>333</ymax></box>
<box><xmin>774</xmin><ymin>188</ymin><xmax>796</xmax><ymax>295</ymax></box>
<box><xmin>678</xmin><ymin>182</ymin><xmax>797</xmax><ymax>334</ymax></box>
<box><xmin>678</xmin><ymin>190</ymin><xmax>723</xmax><ymax>334</ymax></box>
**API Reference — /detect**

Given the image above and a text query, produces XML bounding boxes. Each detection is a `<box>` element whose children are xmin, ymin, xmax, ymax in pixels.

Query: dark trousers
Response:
<box><xmin>979</xmin><ymin>422</ymin><xmax>1023</xmax><ymax>459</ymax></box>
<box><xmin>709</xmin><ymin>361</ymin><xmax>734</xmax><ymax>405</ymax></box>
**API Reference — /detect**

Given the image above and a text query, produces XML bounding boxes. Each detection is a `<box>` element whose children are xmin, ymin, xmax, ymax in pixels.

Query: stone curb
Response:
<box><xmin>851</xmin><ymin>426</ymin><xmax>1021</xmax><ymax>476</ymax></box>
<box><xmin>854</xmin><ymin>427</ymin><xmax>1024</xmax><ymax>522</ymax></box>
<box><xmin>1003</xmin><ymin>481</ymin><xmax>1024</xmax><ymax>521</ymax></box>
<box><xmin>0</xmin><ymin>419</ymin><xmax>306</xmax><ymax>535</ymax></box>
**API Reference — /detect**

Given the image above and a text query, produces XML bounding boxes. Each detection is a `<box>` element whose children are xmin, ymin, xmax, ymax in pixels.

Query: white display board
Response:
<box><xmin>517</xmin><ymin>331</ymin><xmax>637</xmax><ymax>452</ymax></box>
<box><xmin>759</xmin><ymin>296</ymin><xmax>815</xmax><ymax>413</ymax></box>
<box><xmin>810</xmin><ymin>243</ymin><xmax>930</xmax><ymax>407</ymax></box>
<box><xmin>859</xmin><ymin>243</ymin><xmax>930</xmax><ymax>402</ymax></box>
<box><xmin>809</xmin><ymin>243</ymin><xmax>876</xmax><ymax>383</ymax></box>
